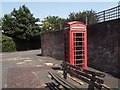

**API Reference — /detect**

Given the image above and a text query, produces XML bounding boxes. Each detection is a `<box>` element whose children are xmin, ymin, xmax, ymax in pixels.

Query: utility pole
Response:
<box><xmin>86</xmin><ymin>16</ymin><xmax>88</xmax><ymax>25</ymax></box>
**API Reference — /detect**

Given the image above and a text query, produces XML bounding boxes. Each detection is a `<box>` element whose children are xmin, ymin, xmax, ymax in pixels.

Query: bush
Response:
<box><xmin>0</xmin><ymin>35</ymin><xmax>16</xmax><ymax>52</ymax></box>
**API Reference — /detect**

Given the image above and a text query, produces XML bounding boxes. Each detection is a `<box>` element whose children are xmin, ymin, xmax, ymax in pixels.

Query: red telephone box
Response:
<box><xmin>64</xmin><ymin>21</ymin><xmax>87</xmax><ymax>69</ymax></box>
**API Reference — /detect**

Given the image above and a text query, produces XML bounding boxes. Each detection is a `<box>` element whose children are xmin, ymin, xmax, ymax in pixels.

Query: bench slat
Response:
<box><xmin>48</xmin><ymin>72</ymin><xmax>79</xmax><ymax>90</ymax></box>
<box><xmin>67</xmin><ymin>67</ymin><xmax>104</xmax><ymax>84</ymax></box>
<box><xmin>66</xmin><ymin>69</ymin><xmax>102</xmax><ymax>89</ymax></box>
<box><xmin>64</xmin><ymin>62</ymin><xmax>105</xmax><ymax>78</ymax></box>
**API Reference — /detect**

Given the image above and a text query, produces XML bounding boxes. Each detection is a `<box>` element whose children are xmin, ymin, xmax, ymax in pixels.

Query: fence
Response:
<box><xmin>97</xmin><ymin>5</ymin><xmax>120</xmax><ymax>22</ymax></box>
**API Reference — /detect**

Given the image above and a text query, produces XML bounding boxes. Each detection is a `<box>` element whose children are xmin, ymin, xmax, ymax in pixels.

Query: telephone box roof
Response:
<box><xmin>67</xmin><ymin>21</ymin><xmax>86</xmax><ymax>25</ymax></box>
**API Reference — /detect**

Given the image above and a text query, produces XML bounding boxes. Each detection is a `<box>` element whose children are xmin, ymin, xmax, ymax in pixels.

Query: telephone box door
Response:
<box><xmin>71</xmin><ymin>31</ymin><xmax>87</xmax><ymax>69</ymax></box>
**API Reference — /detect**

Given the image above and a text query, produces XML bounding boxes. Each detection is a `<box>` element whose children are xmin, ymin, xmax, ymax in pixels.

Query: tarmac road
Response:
<box><xmin>1</xmin><ymin>49</ymin><xmax>62</xmax><ymax>88</ymax></box>
<box><xmin>1</xmin><ymin>49</ymin><xmax>120</xmax><ymax>89</ymax></box>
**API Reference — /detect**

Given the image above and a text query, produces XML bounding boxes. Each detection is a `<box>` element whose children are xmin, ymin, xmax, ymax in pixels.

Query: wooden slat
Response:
<box><xmin>67</xmin><ymin>74</ymin><xmax>84</xmax><ymax>85</ymax></box>
<box><xmin>46</xmin><ymin>82</ymin><xmax>60</xmax><ymax>90</ymax></box>
<box><xmin>48</xmin><ymin>72</ymin><xmax>79</xmax><ymax>90</ymax></box>
<box><xmin>64</xmin><ymin>62</ymin><xmax>105</xmax><ymax>78</ymax></box>
<box><xmin>71</xmin><ymin>68</ymin><xmax>104</xmax><ymax>84</ymax></box>
<box><xmin>66</xmin><ymin>69</ymin><xmax>102</xmax><ymax>89</ymax></box>
<box><xmin>54</xmin><ymin>72</ymin><xmax>81</xmax><ymax>90</ymax></box>
<box><xmin>101</xmin><ymin>84</ymin><xmax>111</xmax><ymax>90</ymax></box>
<box><xmin>48</xmin><ymin>72</ymin><xmax>71</xmax><ymax>89</ymax></box>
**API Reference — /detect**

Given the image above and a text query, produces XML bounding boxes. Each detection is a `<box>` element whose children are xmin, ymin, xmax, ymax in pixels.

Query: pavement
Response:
<box><xmin>0</xmin><ymin>49</ymin><xmax>120</xmax><ymax>89</ymax></box>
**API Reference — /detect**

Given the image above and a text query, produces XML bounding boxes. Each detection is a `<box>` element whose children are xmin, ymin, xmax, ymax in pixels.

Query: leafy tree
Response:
<box><xmin>41</xmin><ymin>16</ymin><xmax>67</xmax><ymax>32</ymax></box>
<box><xmin>0</xmin><ymin>35</ymin><xmax>16</xmax><ymax>52</ymax></box>
<box><xmin>0</xmin><ymin>18</ymin><xmax>2</xmax><ymax>30</ymax></box>
<box><xmin>2</xmin><ymin>5</ymin><xmax>41</xmax><ymax>40</ymax></box>
<box><xmin>67</xmin><ymin>10</ymin><xmax>98</xmax><ymax>24</ymax></box>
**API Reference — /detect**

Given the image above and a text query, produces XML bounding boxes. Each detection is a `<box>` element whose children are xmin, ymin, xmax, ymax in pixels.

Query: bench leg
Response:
<box><xmin>88</xmin><ymin>74</ymin><xmax>95</xmax><ymax>90</ymax></box>
<box><xmin>63</xmin><ymin>70</ymin><xmax>67</xmax><ymax>79</ymax></box>
<box><xmin>88</xmin><ymin>84</ymin><xmax>94</xmax><ymax>90</ymax></box>
<box><xmin>63</xmin><ymin>62</ymin><xmax>67</xmax><ymax>79</ymax></box>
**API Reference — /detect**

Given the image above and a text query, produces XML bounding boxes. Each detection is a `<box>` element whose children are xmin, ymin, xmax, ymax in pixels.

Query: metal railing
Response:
<box><xmin>97</xmin><ymin>5</ymin><xmax>120</xmax><ymax>22</ymax></box>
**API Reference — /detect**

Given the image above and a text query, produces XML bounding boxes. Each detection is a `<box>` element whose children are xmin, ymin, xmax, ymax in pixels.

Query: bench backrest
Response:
<box><xmin>63</xmin><ymin>62</ymin><xmax>105</xmax><ymax>90</ymax></box>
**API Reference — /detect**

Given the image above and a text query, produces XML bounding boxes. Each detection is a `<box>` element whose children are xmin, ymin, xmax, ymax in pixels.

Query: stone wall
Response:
<box><xmin>41</xmin><ymin>19</ymin><xmax>120</xmax><ymax>77</ymax></box>
<box><xmin>87</xmin><ymin>19</ymin><xmax>120</xmax><ymax>77</ymax></box>
<box><xmin>41</xmin><ymin>30</ymin><xmax>64</xmax><ymax>60</ymax></box>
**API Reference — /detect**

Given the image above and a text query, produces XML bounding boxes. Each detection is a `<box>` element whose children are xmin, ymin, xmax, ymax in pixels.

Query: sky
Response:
<box><xmin>1</xmin><ymin>2</ymin><xmax>119</xmax><ymax>20</ymax></box>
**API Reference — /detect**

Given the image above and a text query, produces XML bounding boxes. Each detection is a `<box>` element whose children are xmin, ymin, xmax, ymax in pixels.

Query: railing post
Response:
<box><xmin>118</xmin><ymin>5</ymin><xmax>120</xmax><ymax>18</ymax></box>
<box><xmin>103</xmin><ymin>11</ymin><xmax>105</xmax><ymax>22</ymax></box>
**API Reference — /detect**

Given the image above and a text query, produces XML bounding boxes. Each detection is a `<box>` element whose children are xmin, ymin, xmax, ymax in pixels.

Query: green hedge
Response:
<box><xmin>0</xmin><ymin>36</ymin><xmax>16</xmax><ymax>52</ymax></box>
